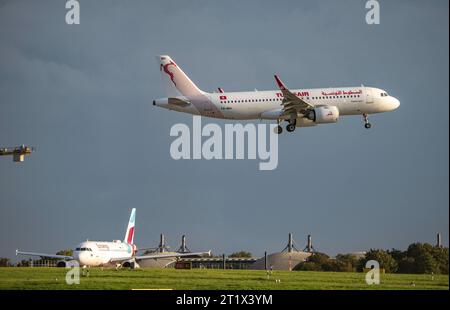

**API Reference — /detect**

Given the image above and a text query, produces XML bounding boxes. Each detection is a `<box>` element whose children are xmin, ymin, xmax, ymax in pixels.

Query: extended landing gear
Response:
<box><xmin>274</xmin><ymin>119</ymin><xmax>296</xmax><ymax>134</ymax></box>
<box><xmin>363</xmin><ymin>113</ymin><xmax>372</xmax><ymax>129</ymax></box>
<box><xmin>286</xmin><ymin>118</ymin><xmax>296</xmax><ymax>133</ymax></box>
<box><xmin>274</xmin><ymin>119</ymin><xmax>283</xmax><ymax>135</ymax></box>
<box><xmin>82</xmin><ymin>265</ymin><xmax>90</xmax><ymax>277</ymax></box>
<box><xmin>286</xmin><ymin>123</ymin><xmax>296</xmax><ymax>132</ymax></box>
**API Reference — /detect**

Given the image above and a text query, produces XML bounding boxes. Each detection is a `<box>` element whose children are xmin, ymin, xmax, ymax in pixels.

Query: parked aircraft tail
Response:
<box><xmin>124</xmin><ymin>208</ymin><xmax>136</xmax><ymax>244</ymax></box>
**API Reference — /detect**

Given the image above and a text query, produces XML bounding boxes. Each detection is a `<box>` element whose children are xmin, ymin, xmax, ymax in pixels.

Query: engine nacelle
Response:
<box><xmin>296</xmin><ymin>117</ymin><xmax>316</xmax><ymax>127</ymax></box>
<box><xmin>122</xmin><ymin>260</ymin><xmax>140</xmax><ymax>269</ymax></box>
<box><xmin>305</xmin><ymin>106</ymin><xmax>339</xmax><ymax>124</ymax></box>
<box><xmin>57</xmin><ymin>260</ymin><xmax>79</xmax><ymax>268</ymax></box>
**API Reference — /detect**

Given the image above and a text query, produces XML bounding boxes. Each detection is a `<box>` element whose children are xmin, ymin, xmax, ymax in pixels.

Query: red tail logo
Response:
<box><xmin>127</xmin><ymin>227</ymin><xmax>134</xmax><ymax>244</ymax></box>
<box><xmin>160</xmin><ymin>61</ymin><xmax>177</xmax><ymax>86</ymax></box>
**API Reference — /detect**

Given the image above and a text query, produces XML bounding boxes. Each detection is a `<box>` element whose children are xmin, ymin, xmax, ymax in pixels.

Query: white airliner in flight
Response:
<box><xmin>153</xmin><ymin>55</ymin><xmax>400</xmax><ymax>134</ymax></box>
<box><xmin>16</xmin><ymin>208</ymin><xmax>210</xmax><ymax>268</ymax></box>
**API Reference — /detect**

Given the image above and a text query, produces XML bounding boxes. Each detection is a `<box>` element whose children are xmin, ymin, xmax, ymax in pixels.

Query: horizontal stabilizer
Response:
<box><xmin>168</xmin><ymin>97</ymin><xmax>191</xmax><ymax>107</ymax></box>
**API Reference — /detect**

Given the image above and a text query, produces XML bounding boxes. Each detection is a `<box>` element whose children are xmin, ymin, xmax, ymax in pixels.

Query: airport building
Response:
<box><xmin>173</xmin><ymin>257</ymin><xmax>258</xmax><ymax>270</ymax></box>
<box><xmin>251</xmin><ymin>233</ymin><xmax>313</xmax><ymax>270</ymax></box>
<box><xmin>139</xmin><ymin>234</ymin><xmax>258</xmax><ymax>269</ymax></box>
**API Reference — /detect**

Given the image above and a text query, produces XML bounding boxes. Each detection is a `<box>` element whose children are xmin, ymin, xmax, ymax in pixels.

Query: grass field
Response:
<box><xmin>0</xmin><ymin>268</ymin><xmax>448</xmax><ymax>290</ymax></box>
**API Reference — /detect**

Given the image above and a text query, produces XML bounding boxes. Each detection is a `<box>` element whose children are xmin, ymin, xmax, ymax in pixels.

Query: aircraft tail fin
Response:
<box><xmin>124</xmin><ymin>208</ymin><xmax>136</xmax><ymax>245</ymax></box>
<box><xmin>157</xmin><ymin>55</ymin><xmax>204</xmax><ymax>97</ymax></box>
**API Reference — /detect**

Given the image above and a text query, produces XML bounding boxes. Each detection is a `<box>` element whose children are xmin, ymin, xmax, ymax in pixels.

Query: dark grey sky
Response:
<box><xmin>0</xmin><ymin>0</ymin><xmax>448</xmax><ymax>260</ymax></box>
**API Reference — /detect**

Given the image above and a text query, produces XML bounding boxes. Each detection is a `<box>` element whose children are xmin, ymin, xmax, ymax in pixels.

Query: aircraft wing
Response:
<box><xmin>274</xmin><ymin>75</ymin><xmax>313</xmax><ymax>115</ymax></box>
<box><xmin>109</xmin><ymin>250</ymin><xmax>211</xmax><ymax>263</ymax></box>
<box><xmin>16</xmin><ymin>249</ymin><xmax>73</xmax><ymax>260</ymax></box>
<box><xmin>135</xmin><ymin>251</ymin><xmax>211</xmax><ymax>261</ymax></box>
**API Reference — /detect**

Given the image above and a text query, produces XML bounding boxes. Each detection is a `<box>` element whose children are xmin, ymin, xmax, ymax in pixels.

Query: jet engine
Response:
<box><xmin>56</xmin><ymin>260</ymin><xmax>79</xmax><ymax>268</ymax></box>
<box><xmin>305</xmin><ymin>106</ymin><xmax>339</xmax><ymax>124</ymax></box>
<box><xmin>122</xmin><ymin>260</ymin><xmax>140</xmax><ymax>269</ymax></box>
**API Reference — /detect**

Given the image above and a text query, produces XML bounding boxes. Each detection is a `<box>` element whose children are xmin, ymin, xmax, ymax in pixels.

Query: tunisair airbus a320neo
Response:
<box><xmin>154</xmin><ymin>55</ymin><xmax>400</xmax><ymax>134</ymax></box>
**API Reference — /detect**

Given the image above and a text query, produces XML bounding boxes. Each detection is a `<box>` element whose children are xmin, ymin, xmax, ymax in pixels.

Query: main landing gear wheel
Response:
<box><xmin>362</xmin><ymin>113</ymin><xmax>371</xmax><ymax>129</ymax></box>
<box><xmin>286</xmin><ymin>123</ymin><xmax>296</xmax><ymax>132</ymax></box>
<box><xmin>274</xmin><ymin>125</ymin><xmax>283</xmax><ymax>134</ymax></box>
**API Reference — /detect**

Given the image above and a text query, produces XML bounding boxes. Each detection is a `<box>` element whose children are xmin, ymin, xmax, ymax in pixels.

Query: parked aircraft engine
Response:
<box><xmin>122</xmin><ymin>260</ymin><xmax>140</xmax><ymax>269</ymax></box>
<box><xmin>56</xmin><ymin>260</ymin><xmax>79</xmax><ymax>268</ymax></box>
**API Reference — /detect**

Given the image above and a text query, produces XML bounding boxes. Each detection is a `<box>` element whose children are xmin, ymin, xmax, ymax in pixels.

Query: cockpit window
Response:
<box><xmin>380</xmin><ymin>92</ymin><xmax>389</xmax><ymax>97</ymax></box>
<box><xmin>76</xmin><ymin>247</ymin><xmax>92</xmax><ymax>251</ymax></box>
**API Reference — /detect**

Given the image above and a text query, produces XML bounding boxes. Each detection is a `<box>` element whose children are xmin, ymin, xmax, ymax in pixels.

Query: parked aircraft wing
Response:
<box><xmin>16</xmin><ymin>249</ymin><xmax>73</xmax><ymax>260</ymax></box>
<box><xmin>135</xmin><ymin>250</ymin><xmax>211</xmax><ymax>261</ymax></box>
<box><xmin>110</xmin><ymin>250</ymin><xmax>211</xmax><ymax>263</ymax></box>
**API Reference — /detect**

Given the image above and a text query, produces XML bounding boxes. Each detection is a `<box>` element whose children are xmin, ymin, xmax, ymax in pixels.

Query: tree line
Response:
<box><xmin>295</xmin><ymin>242</ymin><xmax>448</xmax><ymax>274</ymax></box>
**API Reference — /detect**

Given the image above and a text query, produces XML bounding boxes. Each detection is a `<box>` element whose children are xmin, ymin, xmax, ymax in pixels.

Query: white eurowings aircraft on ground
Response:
<box><xmin>153</xmin><ymin>55</ymin><xmax>400</xmax><ymax>133</ymax></box>
<box><xmin>16</xmin><ymin>208</ymin><xmax>210</xmax><ymax>268</ymax></box>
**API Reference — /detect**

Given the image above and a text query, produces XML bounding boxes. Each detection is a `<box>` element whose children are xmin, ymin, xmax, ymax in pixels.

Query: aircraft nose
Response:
<box><xmin>77</xmin><ymin>252</ymin><xmax>89</xmax><ymax>265</ymax></box>
<box><xmin>391</xmin><ymin>97</ymin><xmax>400</xmax><ymax>110</ymax></box>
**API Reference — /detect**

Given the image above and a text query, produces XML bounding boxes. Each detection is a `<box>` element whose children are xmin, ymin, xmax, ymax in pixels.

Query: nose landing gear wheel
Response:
<box><xmin>362</xmin><ymin>113</ymin><xmax>371</xmax><ymax>129</ymax></box>
<box><xmin>286</xmin><ymin>124</ymin><xmax>296</xmax><ymax>132</ymax></box>
<box><xmin>274</xmin><ymin>125</ymin><xmax>283</xmax><ymax>134</ymax></box>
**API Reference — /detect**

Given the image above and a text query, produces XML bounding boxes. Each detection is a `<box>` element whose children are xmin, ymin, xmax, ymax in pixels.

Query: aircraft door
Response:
<box><xmin>365</xmin><ymin>88</ymin><xmax>373</xmax><ymax>104</ymax></box>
